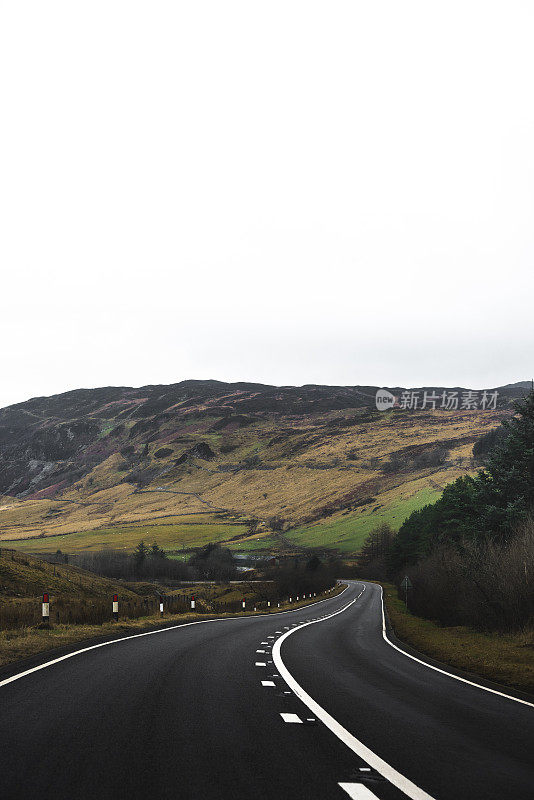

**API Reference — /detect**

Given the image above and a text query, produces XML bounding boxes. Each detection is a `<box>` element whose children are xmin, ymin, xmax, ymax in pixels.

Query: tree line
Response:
<box><xmin>66</xmin><ymin>541</ymin><xmax>239</xmax><ymax>582</ymax></box>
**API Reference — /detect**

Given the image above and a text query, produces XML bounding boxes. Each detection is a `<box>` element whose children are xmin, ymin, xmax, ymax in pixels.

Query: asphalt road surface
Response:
<box><xmin>0</xmin><ymin>581</ymin><xmax>533</xmax><ymax>800</ymax></box>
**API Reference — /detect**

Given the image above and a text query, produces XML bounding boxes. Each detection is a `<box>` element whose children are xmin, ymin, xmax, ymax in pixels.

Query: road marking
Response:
<box><xmin>280</xmin><ymin>713</ymin><xmax>302</xmax><ymax>723</ymax></box>
<box><xmin>260</xmin><ymin>641</ymin><xmax>269</xmax><ymax>645</ymax></box>
<box><xmin>261</xmin><ymin>680</ymin><xmax>276</xmax><ymax>687</ymax></box>
<box><xmin>0</xmin><ymin>587</ymin><xmax>349</xmax><ymax>690</ymax></box>
<box><xmin>272</xmin><ymin>584</ymin><xmax>436</xmax><ymax>800</ymax></box>
<box><xmin>377</xmin><ymin>585</ymin><xmax>534</xmax><ymax>709</ymax></box>
<box><xmin>256</xmin><ymin>649</ymin><xmax>265</xmax><ymax>653</ymax></box>
<box><xmin>339</xmin><ymin>783</ymin><xmax>380</xmax><ymax>799</ymax></box>
<box><xmin>255</xmin><ymin>662</ymin><xmax>266</xmax><ymax>667</ymax></box>
<box><xmin>275</xmin><ymin>630</ymin><xmax>282</xmax><ymax>634</ymax></box>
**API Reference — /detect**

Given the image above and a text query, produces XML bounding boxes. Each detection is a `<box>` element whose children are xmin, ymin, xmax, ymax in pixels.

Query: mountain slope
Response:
<box><xmin>0</xmin><ymin>381</ymin><xmax>523</xmax><ymax>554</ymax></box>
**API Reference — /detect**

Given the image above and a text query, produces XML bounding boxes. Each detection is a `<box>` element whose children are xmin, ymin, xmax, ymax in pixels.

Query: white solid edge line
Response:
<box><xmin>272</xmin><ymin>584</ymin><xmax>436</xmax><ymax>800</ymax></box>
<box><xmin>0</xmin><ymin>586</ymin><xmax>348</xmax><ymax>690</ymax></box>
<box><xmin>377</xmin><ymin>584</ymin><xmax>534</xmax><ymax>710</ymax></box>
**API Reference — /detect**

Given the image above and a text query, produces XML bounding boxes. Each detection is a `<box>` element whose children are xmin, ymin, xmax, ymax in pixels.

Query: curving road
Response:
<box><xmin>0</xmin><ymin>581</ymin><xmax>533</xmax><ymax>800</ymax></box>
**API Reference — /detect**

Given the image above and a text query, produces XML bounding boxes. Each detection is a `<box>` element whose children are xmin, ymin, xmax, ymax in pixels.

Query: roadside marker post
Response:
<box><xmin>242</xmin><ymin>599</ymin><xmax>246</xmax><ymax>611</ymax></box>
<box><xmin>159</xmin><ymin>598</ymin><xmax>164</xmax><ymax>617</ymax></box>
<box><xmin>112</xmin><ymin>593</ymin><xmax>119</xmax><ymax>621</ymax></box>
<box><xmin>267</xmin><ymin>601</ymin><xmax>271</xmax><ymax>608</ymax></box>
<box><xmin>42</xmin><ymin>593</ymin><xmax>50</xmax><ymax>626</ymax></box>
<box><xmin>190</xmin><ymin>595</ymin><xmax>196</xmax><ymax>611</ymax></box>
<box><xmin>401</xmin><ymin>576</ymin><xmax>413</xmax><ymax>609</ymax></box>
<box><xmin>289</xmin><ymin>597</ymin><xmax>292</xmax><ymax>603</ymax></box>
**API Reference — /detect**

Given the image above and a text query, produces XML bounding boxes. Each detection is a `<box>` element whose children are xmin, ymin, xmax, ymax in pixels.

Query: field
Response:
<box><xmin>286</xmin><ymin>484</ymin><xmax>444</xmax><ymax>552</ymax></box>
<box><xmin>0</xmin><ymin>516</ymin><xmax>249</xmax><ymax>555</ymax></box>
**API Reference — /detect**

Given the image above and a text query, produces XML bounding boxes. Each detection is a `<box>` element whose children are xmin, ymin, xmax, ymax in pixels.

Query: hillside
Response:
<box><xmin>0</xmin><ymin>548</ymin><xmax>142</xmax><ymax>600</ymax></box>
<box><xmin>0</xmin><ymin>381</ymin><xmax>524</xmax><ymax>555</ymax></box>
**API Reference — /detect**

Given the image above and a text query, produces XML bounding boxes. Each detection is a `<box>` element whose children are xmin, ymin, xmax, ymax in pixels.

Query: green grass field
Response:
<box><xmin>286</xmin><ymin>486</ymin><xmax>442</xmax><ymax>552</ymax></box>
<box><xmin>1</xmin><ymin>517</ymin><xmax>249</xmax><ymax>554</ymax></box>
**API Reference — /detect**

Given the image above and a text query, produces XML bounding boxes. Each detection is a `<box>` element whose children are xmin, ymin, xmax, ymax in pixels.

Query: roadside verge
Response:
<box><xmin>381</xmin><ymin>582</ymin><xmax>534</xmax><ymax>696</ymax></box>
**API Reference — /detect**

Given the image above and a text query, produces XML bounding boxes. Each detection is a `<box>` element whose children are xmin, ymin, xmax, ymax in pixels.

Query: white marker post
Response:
<box><xmin>242</xmin><ymin>598</ymin><xmax>246</xmax><ymax>611</ymax></box>
<box><xmin>190</xmin><ymin>595</ymin><xmax>196</xmax><ymax>610</ymax></box>
<box><xmin>42</xmin><ymin>592</ymin><xmax>50</xmax><ymax>626</ymax></box>
<box><xmin>267</xmin><ymin>600</ymin><xmax>271</xmax><ymax>608</ymax></box>
<box><xmin>159</xmin><ymin>598</ymin><xmax>164</xmax><ymax>617</ymax></box>
<box><xmin>289</xmin><ymin>597</ymin><xmax>292</xmax><ymax>603</ymax></box>
<box><xmin>112</xmin><ymin>593</ymin><xmax>119</xmax><ymax>621</ymax></box>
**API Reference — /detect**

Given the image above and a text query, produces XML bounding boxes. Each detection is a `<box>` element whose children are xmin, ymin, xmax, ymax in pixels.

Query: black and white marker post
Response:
<box><xmin>112</xmin><ymin>593</ymin><xmax>119</xmax><ymax>621</ymax></box>
<box><xmin>42</xmin><ymin>592</ymin><xmax>50</xmax><ymax>626</ymax></box>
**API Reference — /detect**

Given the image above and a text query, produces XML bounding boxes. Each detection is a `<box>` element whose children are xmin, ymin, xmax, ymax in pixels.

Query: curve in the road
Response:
<box><xmin>273</xmin><ymin>584</ymin><xmax>436</xmax><ymax>800</ymax></box>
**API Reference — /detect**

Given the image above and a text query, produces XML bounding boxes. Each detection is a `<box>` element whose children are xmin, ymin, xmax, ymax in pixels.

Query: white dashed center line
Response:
<box><xmin>280</xmin><ymin>713</ymin><xmax>302</xmax><ymax>723</ymax></box>
<box><xmin>338</xmin><ymin>783</ymin><xmax>380</xmax><ymax>799</ymax></box>
<box><xmin>256</xmin><ymin>649</ymin><xmax>265</xmax><ymax>653</ymax></box>
<box><xmin>255</xmin><ymin>662</ymin><xmax>266</xmax><ymax>667</ymax></box>
<box><xmin>261</xmin><ymin>680</ymin><xmax>276</xmax><ymax>687</ymax></box>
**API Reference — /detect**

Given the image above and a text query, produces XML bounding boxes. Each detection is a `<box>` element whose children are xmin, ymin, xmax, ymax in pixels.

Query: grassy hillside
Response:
<box><xmin>0</xmin><ymin>547</ymin><xmax>139</xmax><ymax>599</ymax></box>
<box><xmin>0</xmin><ymin>381</ymin><xmax>517</xmax><ymax>555</ymax></box>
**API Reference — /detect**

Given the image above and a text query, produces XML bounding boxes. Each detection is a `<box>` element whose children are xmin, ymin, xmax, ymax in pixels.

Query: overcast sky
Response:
<box><xmin>1</xmin><ymin>1</ymin><xmax>533</xmax><ymax>408</ymax></box>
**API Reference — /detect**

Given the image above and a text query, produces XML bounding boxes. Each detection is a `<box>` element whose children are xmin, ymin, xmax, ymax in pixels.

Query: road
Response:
<box><xmin>0</xmin><ymin>581</ymin><xmax>533</xmax><ymax>800</ymax></box>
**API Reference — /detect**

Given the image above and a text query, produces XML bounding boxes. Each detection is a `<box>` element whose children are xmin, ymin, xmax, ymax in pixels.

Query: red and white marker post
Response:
<box><xmin>112</xmin><ymin>593</ymin><xmax>119</xmax><ymax>621</ymax></box>
<box><xmin>242</xmin><ymin>598</ymin><xmax>246</xmax><ymax>611</ymax></box>
<box><xmin>190</xmin><ymin>595</ymin><xmax>196</xmax><ymax>611</ymax></box>
<box><xmin>42</xmin><ymin>592</ymin><xmax>50</xmax><ymax>625</ymax></box>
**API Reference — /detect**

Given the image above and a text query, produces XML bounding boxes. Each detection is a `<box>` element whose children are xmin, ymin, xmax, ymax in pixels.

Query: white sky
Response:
<box><xmin>1</xmin><ymin>1</ymin><xmax>533</xmax><ymax>408</ymax></box>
